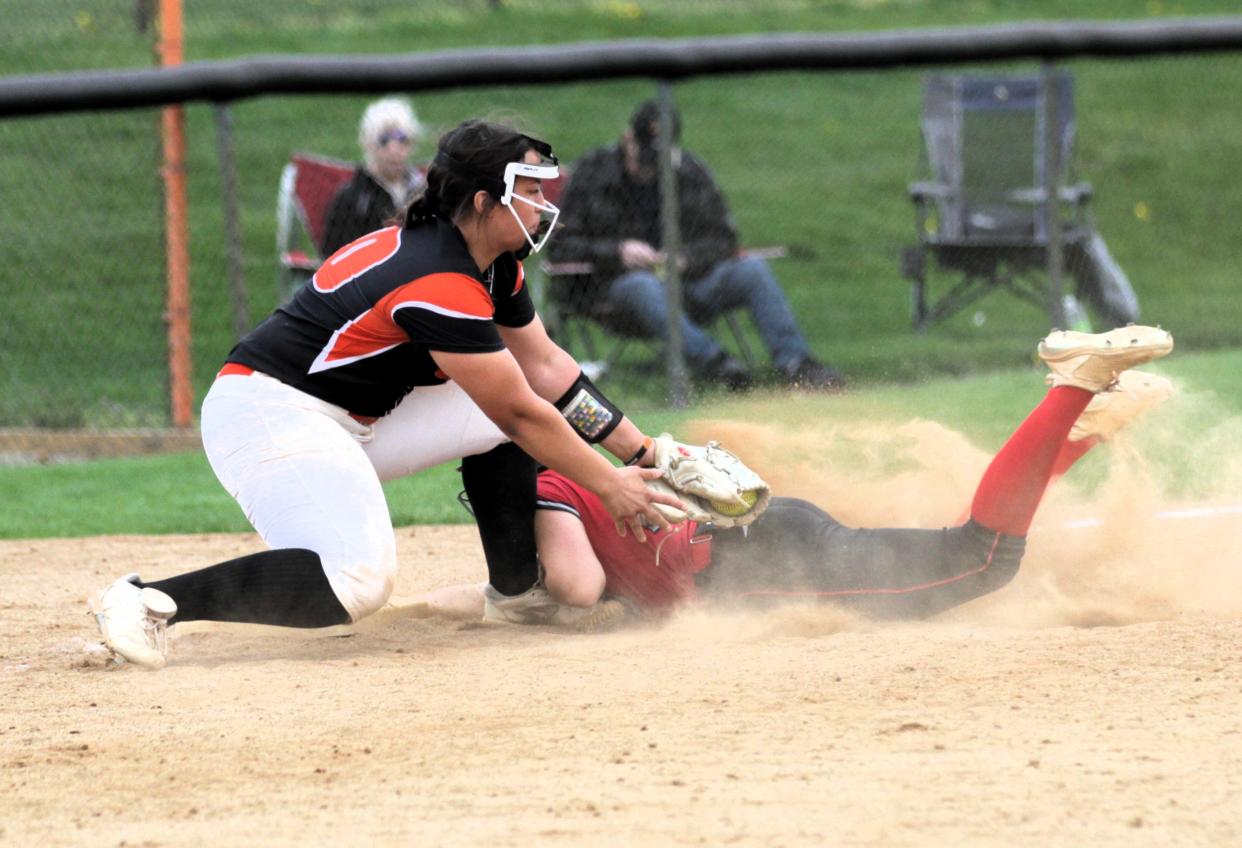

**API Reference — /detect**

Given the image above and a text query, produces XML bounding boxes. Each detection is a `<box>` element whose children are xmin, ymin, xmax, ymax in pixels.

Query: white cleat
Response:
<box><xmin>1039</xmin><ymin>325</ymin><xmax>1173</xmax><ymax>393</ymax></box>
<box><xmin>91</xmin><ymin>573</ymin><xmax>177</xmax><ymax>669</ymax></box>
<box><xmin>1069</xmin><ymin>370</ymin><xmax>1174</xmax><ymax>443</ymax></box>
<box><xmin>481</xmin><ymin>583</ymin><xmax>564</xmax><ymax>625</ymax></box>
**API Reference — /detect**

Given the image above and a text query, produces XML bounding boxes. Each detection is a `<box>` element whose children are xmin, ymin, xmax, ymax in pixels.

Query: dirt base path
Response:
<box><xmin>3</xmin><ymin>506</ymin><xmax>1242</xmax><ymax>847</ymax></box>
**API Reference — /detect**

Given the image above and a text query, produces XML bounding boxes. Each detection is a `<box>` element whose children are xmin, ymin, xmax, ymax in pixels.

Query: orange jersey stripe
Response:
<box><xmin>313</xmin><ymin>227</ymin><xmax>401</xmax><ymax>293</ymax></box>
<box><xmin>381</xmin><ymin>272</ymin><xmax>494</xmax><ymax>321</ymax></box>
<box><xmin>307</xmin><ymin>272</ymin><xmax>493</xmax><ymax>374</ymax></box>
<box><xmin>308</xmin><ymin>314</ymin><xmax>405</xmax><ymax>374</ymax></box>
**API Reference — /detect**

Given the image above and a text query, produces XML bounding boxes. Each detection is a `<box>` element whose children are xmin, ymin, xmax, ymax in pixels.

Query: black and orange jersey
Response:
<box><xmin>227</xmin><ymin>219</ymin><xmax>536</xmax><ymax>418</ymax></box>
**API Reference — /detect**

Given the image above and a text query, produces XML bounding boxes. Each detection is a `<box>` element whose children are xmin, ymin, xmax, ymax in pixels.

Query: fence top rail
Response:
<box><xmin>4</xmin><ymin>17</ymin><xmax>1242</xmax><ymax>117</ymax></box>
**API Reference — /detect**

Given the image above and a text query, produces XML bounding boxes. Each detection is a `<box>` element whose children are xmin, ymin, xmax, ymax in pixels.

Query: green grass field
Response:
<box><xmin>3</xmin><ymin>345</ymin><xmax>1238</xmax><ymax>539</ymax></box>
<box><xmin>1</xmin><ymin>0</ymin><xmax>1239</xmax><ymax>535</ymax></box>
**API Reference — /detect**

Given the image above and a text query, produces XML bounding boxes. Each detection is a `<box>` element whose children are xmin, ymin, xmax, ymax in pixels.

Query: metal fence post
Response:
<box><xmin>657</xmin><ymin>81</ymin><xmax>689</xmax><ymax>408</ymax></box>
<box><xmin>213</xmin><ymin>102</ymin><xmax>250</xmax><ymax>340</ymax></box>
<box><xmin>1042</xmin><ymin>61</ymin><xmax>1067</xmax><ymax>329</ymax></box>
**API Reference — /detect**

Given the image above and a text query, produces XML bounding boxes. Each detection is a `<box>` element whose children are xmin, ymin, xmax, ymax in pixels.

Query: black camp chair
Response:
<box><xmin>900</xmin><ymin>71</ymin><xmax>1140</xmax><ymax>331</ymax></box>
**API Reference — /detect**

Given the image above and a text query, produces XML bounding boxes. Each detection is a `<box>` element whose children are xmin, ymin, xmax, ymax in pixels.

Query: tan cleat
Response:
<box><xmin>1039</xmin><ymin>325</ymin><xmax>1173</xmax><ymax>392</ymax></box>
<box><xmin>1069</xmin><ymin>370</ymin><xmax>1174</xmax><ymax>443</ymax></box>
<box><xmin>91</xmin><ymin>573</ymin><xmax>177</xmax><ymax>669</ymax></box>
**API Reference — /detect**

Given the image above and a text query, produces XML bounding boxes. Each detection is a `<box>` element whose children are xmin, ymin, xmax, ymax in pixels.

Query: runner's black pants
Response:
<box><xmin>701</xmin><ymin>497</ymin><xmax>1026</xmax><ymax>620</ymax></box>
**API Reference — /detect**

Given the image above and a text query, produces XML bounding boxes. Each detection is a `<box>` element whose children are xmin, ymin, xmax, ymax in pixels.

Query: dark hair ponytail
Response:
<box><xmin>400</xmin><ymin>118</ymin><xmax>536</xmax><ymax>228</ymax></box>
<box><xmin>401</xmin><ymin>190</ymin><xmax>440</xmax><ymax>226</ymax></box>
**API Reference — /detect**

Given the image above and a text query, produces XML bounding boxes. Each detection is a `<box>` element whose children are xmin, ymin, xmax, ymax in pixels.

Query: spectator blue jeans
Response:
<box><xmin>606</xmin><ymin>255</ymin><xmax>814</xmax><ymax>372</ymax></box>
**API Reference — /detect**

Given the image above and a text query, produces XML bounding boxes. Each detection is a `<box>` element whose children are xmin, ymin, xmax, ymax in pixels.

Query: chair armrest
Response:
<box><xmin>1006</xmin><ymin>188</ymin><xmax>1047</xmax><ymax>204</ymax></box>
<box><xmin>1004</xmin><ymin>183</ymin><xmax>1094</xmax><ymax>205</ymax></box>
<box><xmin>541</xmin><ymin>260</ymin><xmax>594</xmax><ymax>277</ymax></box>
<box><xmin>1060</xmin><ymin>181</ymin><xmax>1092</xmax><ymax>203</ymax></box>
<box><xmin>737</xmin><ymin>245</ymin><xmax>788</xmax><ymax>260</ymax></box>
<box><xmin>545</xmin><ymin>246</ymin><xmax>788</xmax><ymax>278</ymax></box>
<box><xmin>280</xmin><ymin>250</ymin><xmax>321</xmax><ymax>272</ymax></box>
<box><xmin>908</xmin><ymin>181</ymin><xmax>953</xmax><ymax>200</ymax></box>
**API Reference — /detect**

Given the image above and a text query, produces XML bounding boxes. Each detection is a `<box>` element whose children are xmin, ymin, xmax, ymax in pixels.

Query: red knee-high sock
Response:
<box><xmin>970</xmin><ymin>387</ymin><xmax>1094</xmax><ymax>536</ymax></box>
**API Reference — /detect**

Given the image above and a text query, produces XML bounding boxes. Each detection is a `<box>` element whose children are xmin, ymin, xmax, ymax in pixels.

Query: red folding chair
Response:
<box><xmin>275</xmin><ymin>152</ymin><xmax>355</xmax><ymax>301</ymax></box>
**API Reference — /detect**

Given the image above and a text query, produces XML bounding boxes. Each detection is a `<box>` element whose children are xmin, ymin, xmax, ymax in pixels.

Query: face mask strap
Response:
<box><xmin>505</xmin><ymin>193</ymin><xmax>560</xmax><ymax>254</ymax></box>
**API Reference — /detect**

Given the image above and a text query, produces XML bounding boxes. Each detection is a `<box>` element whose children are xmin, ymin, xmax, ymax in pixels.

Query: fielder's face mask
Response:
<box><xmin>500</xmin><ymin>136</ymin><xmax>560</xmax><ymax>255</ymax></box>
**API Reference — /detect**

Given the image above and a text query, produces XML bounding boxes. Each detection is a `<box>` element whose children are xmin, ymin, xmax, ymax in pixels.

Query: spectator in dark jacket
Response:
<box><xmin>320</xmin><ymin>96</ymin><xmax>428</xmax><ymax>257</ymax></box>
<box><xmin>548</xmin><ymin>99</ymin><xmax>842</xmax><ymax>390</ymax></box>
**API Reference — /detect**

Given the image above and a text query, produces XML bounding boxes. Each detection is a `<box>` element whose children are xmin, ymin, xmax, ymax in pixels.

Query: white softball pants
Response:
<box><xmin>201</xmin><ymin>371</ymin><xmax>506</xmax><ymax>621</ymax></box>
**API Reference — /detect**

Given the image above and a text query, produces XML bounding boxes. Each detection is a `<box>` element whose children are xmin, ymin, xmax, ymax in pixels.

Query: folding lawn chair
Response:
<box><xmin>900</xmin><ymin>70</ymin><xmax>1139</xmax><ymax>331</ymax></box>
<box><xmin>274</xmin><ymin>152</ymin><xmax>355</xmax><ymax>302</ymax></box>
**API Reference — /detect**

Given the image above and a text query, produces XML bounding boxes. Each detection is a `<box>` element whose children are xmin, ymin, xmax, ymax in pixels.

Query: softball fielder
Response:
<box><xmin>91</xmin><ymin>119</ymin><xmax>681</xmax><ymax>669</ymax></box>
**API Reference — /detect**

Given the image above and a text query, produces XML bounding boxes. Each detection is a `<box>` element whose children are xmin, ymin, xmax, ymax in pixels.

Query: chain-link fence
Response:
<box><xmin>3</xmin><ymin>3</ymin><xmax>1241</xmax><ymax>462</ymax></box>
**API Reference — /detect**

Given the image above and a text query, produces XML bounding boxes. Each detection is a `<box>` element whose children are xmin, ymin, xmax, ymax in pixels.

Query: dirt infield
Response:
<box><xmin>4</xmin><ymin>421</ymin><xmax>1242</xmax><ymax>846</ymax></box>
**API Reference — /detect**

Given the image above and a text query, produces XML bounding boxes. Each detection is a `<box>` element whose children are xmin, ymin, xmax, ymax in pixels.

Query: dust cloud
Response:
<box><xmin>679</xmin><ymin>384</ymin><xmax>1242</xmax><ymax>633</ymax></box>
